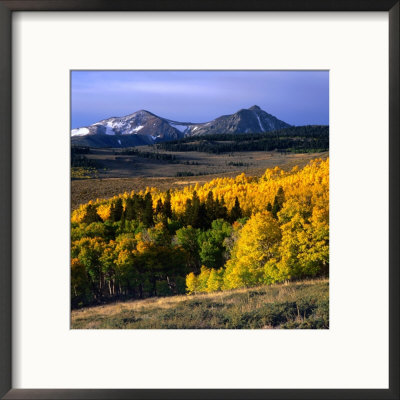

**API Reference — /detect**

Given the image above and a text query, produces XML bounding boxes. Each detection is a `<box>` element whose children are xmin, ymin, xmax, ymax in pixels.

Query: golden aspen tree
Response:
<box><xmin>197</xmin><ymin>266</ymin><xmax>211</xmax><ymax>292</ymax></box>
<box><xmin>206</xmin><ymin>268</ymin><xmax>223</xmax><ymax>292</ymax></box>
<box><xmin>186</xmin><ymin>272</ymin><xmax>198</xmax><ymax>294</ymax></box>
<box><xmin>223</xmin><ymin>211</ymin><xmax>281</xmax><ymax>289</ymax></box>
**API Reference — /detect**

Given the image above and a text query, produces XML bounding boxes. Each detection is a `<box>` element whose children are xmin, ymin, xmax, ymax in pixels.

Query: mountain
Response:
<box><xmin>71</xmin><ymin>110</ymin><xmax>183</xmax><ymax>148</ymax></box>
<box><xmin>71</xmin><ymin>106</ymin><xmax>291</xmax><ymax>148</ymax></box>
<box><xmin>182</xmin><ymin>105</ymin><xmax>291</xmax><ymax>136</ymax></box>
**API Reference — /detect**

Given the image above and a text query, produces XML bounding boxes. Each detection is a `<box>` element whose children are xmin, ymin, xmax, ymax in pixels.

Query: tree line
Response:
<box><xmin>156</xmin><ymin>125</ymin><xmax>329</xmax><ymax>154</ymax></box>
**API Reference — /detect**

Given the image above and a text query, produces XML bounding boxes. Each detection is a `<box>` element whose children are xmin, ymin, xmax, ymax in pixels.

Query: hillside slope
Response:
<box><xmin>71</xmin><ymin>279</ymin><xmax>328</xmax><ymax>329</ymax></box>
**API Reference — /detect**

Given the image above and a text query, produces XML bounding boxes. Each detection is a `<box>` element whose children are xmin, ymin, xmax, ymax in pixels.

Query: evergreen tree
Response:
<box><xmin>229</xmin><ymin>196</ymin><xmax>242</xmax><ymax>223</ymax></box>
<box><xmin>109</xmin><ymin>203</ymin><xmax>115</xmax><ymax>222</ymax></box>
<box><xmin>82</xmin><ymin>204</ymin><xmax>102</xmax><ymax>224</ymax></box>
<box><xmin>110</xmin><ymin>198</ymin><xmax>123</xmax><ymax>222</ymax></box>
<box><xmin>143</xmin><ymin>193</ymin><xmax>154</xmax><ymax>227</ymax></box>
<box><xmin>133</xmin><ymin>194</ymin><xmax>145</xmax><ymax>222</ymax></box>
<box><xmin>124</xmin><ymin>196</ymin><xmax>136</xmax><ymax>221</ymax></box>
<box><xmin>271</xmin><ymin>187</ymin><xmax>285</xmax><ymax>219</ymax></box>
<box><xmin>196</xmin><ymin>203</ymin><xmax>209</xmax><ymax>230</ymax></box>
<box><xmin>155</xmin><ymin>198</ymin><xmax>164</xmax><ymax>215</ymax></box>
<box><xmin>215</xmin><ymin>196</ymin><xmax>228</xmax><ymax>220</ymax></box>
<box><xmin>190</xmin><ymin>191</ymin><xmax>201</xmax><ymax>227</ymax></box>
<box><xmin>205</xmin><ymin>191</ymin><xmax>215</xmax><ymax>222</ymax></box>
<box><xmin>183</xmin><ymin>198</ymin><xmax>193</xmax><ymax>226</ymax></box>
<box><xmin>164</xmin><ymin>190</ymin><xmax>172</xmax><ymax>219</ymax></box>
<box><xmin>214</xmin><ymin>197</ymin><xmax>220</xmax><ymax>213</ymax></box>
<box><xmin>271</xmin><ymin>197</ymin><xmax>280</xmax><ymax>219</ymax></box>
<box><xmin>120</xmin><ymin>207</ymin><xmax>126</xmax><ymax>230</ymax></box>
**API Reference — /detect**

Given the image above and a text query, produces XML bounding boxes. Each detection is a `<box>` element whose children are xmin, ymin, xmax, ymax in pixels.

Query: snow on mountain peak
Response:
<box><xmin>71</xmin><ymin>127</ymin><xmax>90</xmax><ymax>137</ymax></box>
<box><xmin>71</xmin><ymin>106</ymin><xmax>291</xmax><ymax>147</ymax></box>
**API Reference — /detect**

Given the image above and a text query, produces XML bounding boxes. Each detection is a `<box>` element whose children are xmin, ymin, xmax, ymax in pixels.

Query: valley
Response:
<box><xmin>71</xmin><ymin>149</ymin><xmax>328</xmax><ymax>210</ymax></box>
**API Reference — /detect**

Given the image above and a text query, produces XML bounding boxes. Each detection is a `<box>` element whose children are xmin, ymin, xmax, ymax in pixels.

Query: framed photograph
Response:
<box><xmin>0</xmin><ymin>1</ymin><xmax>398</xmax><ymax>399</ymax></box>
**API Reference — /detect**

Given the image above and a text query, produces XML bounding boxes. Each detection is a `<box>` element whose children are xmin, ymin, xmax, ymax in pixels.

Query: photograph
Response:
<box><xmin>70</xmin><ymin>70</ymin><xmax>329</xmax><ymax>329</ymax></box>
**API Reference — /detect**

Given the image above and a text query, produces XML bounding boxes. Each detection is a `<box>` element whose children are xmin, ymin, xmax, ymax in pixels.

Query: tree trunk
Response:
<box><xmin>139</xmin><ymin>283</ymin><xmax>143</xmax><ymax>299</ymax></box>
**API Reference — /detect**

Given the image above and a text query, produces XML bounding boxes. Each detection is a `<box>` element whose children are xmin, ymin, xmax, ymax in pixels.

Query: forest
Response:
<box><xmin>155</xmin><ymin>125</ymin><xmax>329</xmax><ymax>154</ymax></box>
<box><xmin>71</xmin><ymin>158</ymin><xmax>329</xmax><ymax>309</ymax></box>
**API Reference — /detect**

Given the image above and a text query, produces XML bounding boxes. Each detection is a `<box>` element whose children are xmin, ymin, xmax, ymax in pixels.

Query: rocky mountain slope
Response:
<box><xmin>71</xmin><ymin>106</ymin><xmax>291</xmax><ymax>148</ymax></box>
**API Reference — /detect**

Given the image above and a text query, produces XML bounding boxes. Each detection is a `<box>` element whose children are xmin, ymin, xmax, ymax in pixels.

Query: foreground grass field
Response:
<box><xmin>71</xmin><ymin>279</ymin><xmax>328</xmax><ymax>329</ymax></box>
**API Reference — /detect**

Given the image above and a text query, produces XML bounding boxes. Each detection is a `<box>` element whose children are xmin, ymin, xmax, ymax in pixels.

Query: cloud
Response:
<box><xmin>72</xmin><ymin>75</ymin><xmax>225</xmax><ymax>97</ymax></box>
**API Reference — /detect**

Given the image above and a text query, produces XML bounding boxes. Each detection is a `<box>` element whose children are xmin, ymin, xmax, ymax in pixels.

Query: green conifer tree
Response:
<box><xmin>271</xmin><ymin>187</ymin><xmax>285</xmax><ymax>219</ymax></box>
<box><xmin>190</xmin><ymin>191</ymin><xmax>201</xmax><ymax>227</ymax></box>
<box><xmin>110</xmin><ymin>198</ymin><xmax>123</xmax><ymax>222</ymax></box>
<box><xmin>183</xmin><ymin>198</ymin><xmax>193</xmax><ymax>226</ymax></box>
<box><xmin>216</xmin><ymin>196</ymin><xmax>228</xmax><ymax>220</ymax></box>
<box><xmin>205</xmin><ymin>191</ymin><xmax>215</xmax><ymax>222</ymax></box>
<box><xmin>124</xmin><ymin>196</ymin><xmax>136</xmax><ymax>221</ymax></box>
<box><xmin>229</xmin><ymin>196</ymin><xmax>242</xmax><ymax>223</ymax></box>
<box><xmin>82</xmin><ymin>204</ymin><xmax>102</xmax><ymax>224</ymax></box>
<box><xmin>155</xmin><ymin>198</ymin><xmax>164</xmax><ymax>215</ymax></box>
<box><xmin>143</xmin><ymin>192</ymin><xmax>154</xmax><ymax>227</ymax></box>
<box><xmin>164</xmin><ymin>190</ymin><xmax>172</xmax><ymax>219</ymax></box>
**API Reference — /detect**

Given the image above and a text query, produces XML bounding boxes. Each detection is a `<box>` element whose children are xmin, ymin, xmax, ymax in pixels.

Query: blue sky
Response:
<box><xmin>71</xmin><ymin>70</ymin><xmax>329</xmax><ymax>129</ymax></box>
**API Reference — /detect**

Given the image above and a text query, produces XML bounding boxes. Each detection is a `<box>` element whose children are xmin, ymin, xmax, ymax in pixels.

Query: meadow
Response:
<box><xmin>71</xmin><ymin>278</ymin><xmax>328</xmax><ymax>329</ymax></box>
<box><xmin>71</xmin><ymin>149</ymin><xmax>328</xmax><ymax>210</ymax></box>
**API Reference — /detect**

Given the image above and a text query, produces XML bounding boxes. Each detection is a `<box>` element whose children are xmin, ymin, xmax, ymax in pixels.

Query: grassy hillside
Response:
<box><xmin>71</xmin><ymin>278</ymin><xmax>328</xmax><ymax>329</ymax></box>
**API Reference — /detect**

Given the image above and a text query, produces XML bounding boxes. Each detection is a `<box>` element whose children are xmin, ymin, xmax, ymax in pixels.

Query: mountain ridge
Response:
<box><xmin>71</xmin><ymin>106</ymin><xmax>291</xmax><ymax>148</ymax></box>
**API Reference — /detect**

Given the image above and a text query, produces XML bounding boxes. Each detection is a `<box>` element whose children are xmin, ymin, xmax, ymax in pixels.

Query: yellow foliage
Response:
<box><xmin>223</xmin><ymin>211</ymin><xmax>281</xmax><ymax>289</ymax></box>
<box><xmin>186</xmin><ymin>272</ymin><xmax>197</xmax><ymax>294</ymax></box>
<box><xmin>97</xmin><ymin>203</ymin><xmax>111</xmax><ymax>221</ymax></box>
<box><xmin>71</xmin><ymin>158</ymin><xmax>329</xmax><ymax>296</ymax></box>
<box><xmin>72</xmin><ymin>159</ymin><xmax>328</xmax><ymax>223</ymax></box>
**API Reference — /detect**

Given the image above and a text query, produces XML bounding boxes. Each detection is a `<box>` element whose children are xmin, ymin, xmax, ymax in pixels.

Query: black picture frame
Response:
<box><xmin>0</xmin><ymin>1</ymin><xmax>398</xmax><ymax>399</ymax></box>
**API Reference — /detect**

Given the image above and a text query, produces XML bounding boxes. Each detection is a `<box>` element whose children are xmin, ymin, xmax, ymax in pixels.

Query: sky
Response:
<box><xmin>71</xmin><ymin>70</ymin><xmax>329</xmax><ymax>129</ymax></box>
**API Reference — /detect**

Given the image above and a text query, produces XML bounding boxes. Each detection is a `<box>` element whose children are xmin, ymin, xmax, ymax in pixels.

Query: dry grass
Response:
<box><xmin>71</xmin><ymin>151</ymin><xmax>328</xmax><ymax>210</ymax></box>
<box><xmin>71</xmin><ymin>278</ymin><xmax>329</xmax><ymax>329</ymax></box>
